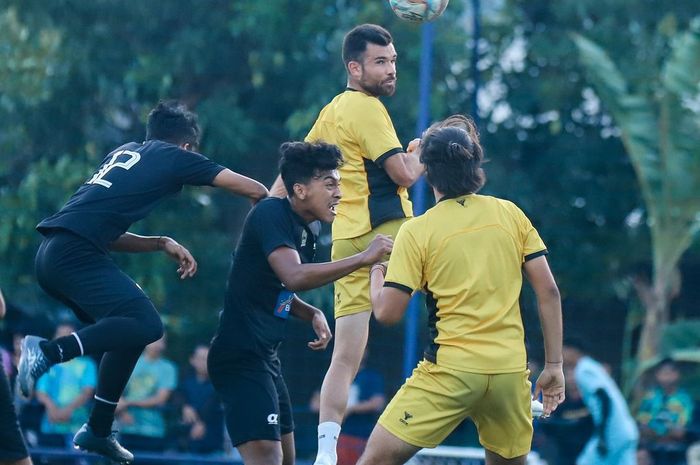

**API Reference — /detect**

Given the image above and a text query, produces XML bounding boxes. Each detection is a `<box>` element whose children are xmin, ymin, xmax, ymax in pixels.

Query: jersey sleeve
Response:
<box><xmin>512</xmin><ymin>203</ymin><xmax>548</xmax><ymax>262</ymax></box>
<box><xmin>250</xmin><ymin>201</ymin><xmax>297</xmax><ymax>257</ymax></box>
<box><xmin>173</xmin><ymin>149</ymin><xmax>226</xmax><ymax>186</ymax></box>
<box><xmin>384</xmin><ymin>221</ymin><xmax>423</xmax><ymax>294</ymax></box>
<box><xmin>350</xmin><ymin>98</ymin><xmax>403</xmax><ymax>165</ymax></box>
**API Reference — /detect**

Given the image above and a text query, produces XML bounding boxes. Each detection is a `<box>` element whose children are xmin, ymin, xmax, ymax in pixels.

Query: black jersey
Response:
<box><xmin>37</xmin><ymin>140</ymin><xmax>225</xmax><ymax>250</ymax></box>
<box><xmin>210</xmin><ymin>197</ymin><xmax>319</xmax><ymax>374</ymax></box>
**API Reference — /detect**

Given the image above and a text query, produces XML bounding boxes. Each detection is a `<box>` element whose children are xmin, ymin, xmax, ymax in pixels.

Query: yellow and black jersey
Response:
<box><xmin>306</xmin><ymin>89</ymin><xmax>413</xmax><ymax>240</ymax></box>
<box><xmin>384</xmin><ymin>194</ymin><xmax>548</xmax><ymax>374</ymax></box>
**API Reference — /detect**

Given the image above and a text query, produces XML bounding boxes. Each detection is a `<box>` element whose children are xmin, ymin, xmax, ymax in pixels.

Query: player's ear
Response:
<box><xmin>347</xmin><ymin>60</ymin><xmax>362</xmax><ymax>79</ymax></box>
<box><xmin>292</xmin><ymin>183</ymin><xmax>307</xmax><ymax>200</ymax></box>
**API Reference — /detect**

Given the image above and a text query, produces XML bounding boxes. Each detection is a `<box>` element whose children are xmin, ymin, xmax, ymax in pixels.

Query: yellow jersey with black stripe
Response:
<box><xmin>384</xmin><ymin>194</ymin><xmax>548</xmax><ymax>374</ymax></box>
<box><xmin>306</xmin><ymin>89</ymin><xmax>413</xmax><ymax>240</ymax></box>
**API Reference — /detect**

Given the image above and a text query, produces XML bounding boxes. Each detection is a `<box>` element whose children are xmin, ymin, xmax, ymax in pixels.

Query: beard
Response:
<box><xmin>359</xmin><ymin>75</ymin><xmax>396</xmax><ymax>97</ymax></box>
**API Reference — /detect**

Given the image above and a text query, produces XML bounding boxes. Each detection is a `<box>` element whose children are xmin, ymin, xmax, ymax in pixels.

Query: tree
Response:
<box><xmin>573</xmin><ymin>17</ymin><xmax>700</xmax><ymax>367</ymax></box>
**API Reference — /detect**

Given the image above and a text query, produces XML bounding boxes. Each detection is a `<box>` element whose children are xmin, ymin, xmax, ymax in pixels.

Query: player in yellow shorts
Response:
<box><xmin>361</xmin><ymin>117</ymin><xmax>566</xmax><ymax>465</ymax></box>
<box><xmin>270</xmin><ymin>24</ymin><xmax>424</xmax><ymax>465</ymax></box>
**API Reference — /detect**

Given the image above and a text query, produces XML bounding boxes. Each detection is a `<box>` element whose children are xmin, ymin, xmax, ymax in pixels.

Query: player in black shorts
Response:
<box><xmin>207</xmin><ymin>141</ymin><xmax>393</xmax><ymax>465</ymax></box>
<box><xmin>0</xmin><ymin>289</ymin><xmax>33</xmax><ymax>465</ymax></box>
<box><xmin>17</xmin><ymin>101</ymin><xmax>268</xmax><ymax>464</ymax></box>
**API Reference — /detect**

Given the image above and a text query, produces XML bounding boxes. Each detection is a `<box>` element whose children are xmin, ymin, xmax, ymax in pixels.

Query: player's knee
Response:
<box><xmin>138</xmin><ymin>309</ymin><xmax>164</xmax><ymax>344</ymax></box>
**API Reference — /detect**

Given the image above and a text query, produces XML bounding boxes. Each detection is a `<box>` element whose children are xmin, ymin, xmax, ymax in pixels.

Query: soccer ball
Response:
<box><xmin>388</xmin><ymin>0</ymin><xmax>449</xmax><ymax>23</ymax></box>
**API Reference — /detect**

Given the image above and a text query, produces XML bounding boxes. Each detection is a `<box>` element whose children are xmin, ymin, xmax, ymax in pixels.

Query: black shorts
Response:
<box><xmin>0</xmin><ymin>368</ymin><xmax>29</xmax><ymax>461</ymax></box>
<box><xmin>35</xmin><ymin>229</ymin><xmax>155</xmax><ymax>323</ymax></box>
<box><xmin>208</xmin><ymin>362</ymin><xmax>293</xmax><ymax>446</ymax></box>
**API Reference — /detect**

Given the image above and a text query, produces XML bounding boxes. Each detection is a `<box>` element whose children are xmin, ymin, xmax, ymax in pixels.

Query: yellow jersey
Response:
<box><xmin>306</xmin><ymin>89</ymin><xmax>413</xmax><ymax>240</ymax></box>
<box><xmin>384</xmin><ymin>194</ymin><xmax>548</xmax><ymax>374</ymax></box>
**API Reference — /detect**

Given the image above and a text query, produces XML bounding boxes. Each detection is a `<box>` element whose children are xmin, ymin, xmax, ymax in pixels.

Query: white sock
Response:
<box><xmin>315</xmin><ymin>422</ymin><xmax>341</xmax><ymax>465</ymax></box>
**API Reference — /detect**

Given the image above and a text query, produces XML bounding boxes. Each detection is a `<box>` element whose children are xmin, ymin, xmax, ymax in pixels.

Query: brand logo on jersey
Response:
<box><xmin>400</xmin><ymin>411</ymin><xmax>413</xmax><ymax>425</ymax></box>
<box><xmin>267</xmin><ymin>414</ymin><xmax>279</xmax><ymax>425</ymax></box>
<box><xmin>301</xmin><ymin>229</ymin><xmax>308</xmax><ymax>247</ymax></box>
<box><xmin>457</xmin><ymin>199</ymin><xmax>466</xmax><ymax>207</ymax></box>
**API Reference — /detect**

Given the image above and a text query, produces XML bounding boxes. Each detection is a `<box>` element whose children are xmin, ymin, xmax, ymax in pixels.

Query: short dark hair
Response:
<box><xmin>146</xmin><ymin>100</ymin><xmax>201</xmax><ymax>147</ymax></box>
<box><xmin>279</xmin><ymin>141</ymin><xmax>344</xmax><ymax>196</ymax></box>
<box><xmin>420</xmin><ymin>116</ymin><xmax>485</xmax><ymax>198</ymax></box>
<box><xmin>342</xmin><ymin>24</ymin><xmax>393</xmax><ymax>66</ymax></box>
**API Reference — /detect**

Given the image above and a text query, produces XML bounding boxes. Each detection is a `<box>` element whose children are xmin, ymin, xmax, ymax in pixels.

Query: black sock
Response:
<box><xmin>88</xmin><ymin>397</ymin><xmax>117</xmax><ymax>437</ymax></box>
<box><xmin>41</xmin><ymin>334</ymin><xmax>82</xmax><ymax>364</ymax></box>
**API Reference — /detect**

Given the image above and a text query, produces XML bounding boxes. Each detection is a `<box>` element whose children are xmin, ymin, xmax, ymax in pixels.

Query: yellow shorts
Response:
<box><xmin>378</xmin><ymin>361</ymin><xmax>533</xmax><ymax>459</ymax></box>
<box><xmin>331</xmin><ymin>218</ymin><xmax>407</xmax><ymax>318</ymax></box>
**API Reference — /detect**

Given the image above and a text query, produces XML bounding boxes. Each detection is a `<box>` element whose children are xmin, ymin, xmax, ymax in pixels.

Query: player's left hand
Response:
<box><xmin>308</xmin><ymin>310</ymin><xmax>332</xmax><ymax>351</ymax></box>
<box><xmin>162</xmin><ymin>237</ymin><xmax>198</xmax><ymax>279</ymax></box>
<box><xmin>533</xmin><ymin>362</ymin><xmax>565</xmax><ymax>417</ymax></box>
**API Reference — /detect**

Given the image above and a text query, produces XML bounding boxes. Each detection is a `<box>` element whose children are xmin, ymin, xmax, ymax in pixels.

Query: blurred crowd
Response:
<box><xmin>2</xmin><ymin>312</ymin><xmax>699</xmax><ymax>465</ymax></box>
<box><xmin>532</xmin><ymin>342</ymin><xmax>700</xmax><ymax>465</ymax></box>
<box><xmin>1</xmin><ymin>319</ymin><xmax>229</xmax><ymax>461</ymax></box>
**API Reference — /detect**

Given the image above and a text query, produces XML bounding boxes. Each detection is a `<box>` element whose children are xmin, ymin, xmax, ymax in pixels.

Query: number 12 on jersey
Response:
<box><xmin>87</xmin><ymin>150</ymin><xmax>141</xmax><ymax>188</ymax></box>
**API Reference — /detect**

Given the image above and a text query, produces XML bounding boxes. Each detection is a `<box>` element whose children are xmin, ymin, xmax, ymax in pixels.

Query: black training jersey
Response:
<box><xmin>210</xmin><ymin>197</ymin><xmax>318</xmax><ymax>374</ymax></box>
<box><xmin>37</xmin><ymin>140</ymin><xmax>225</xmax><ymax>250</ymax></box>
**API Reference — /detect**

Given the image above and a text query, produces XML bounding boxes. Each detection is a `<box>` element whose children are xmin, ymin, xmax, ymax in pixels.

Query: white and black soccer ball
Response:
<box><xmin>388</xmin><ymin>0</ymin><xmax>449</xmax><ymax>23</ymax></box>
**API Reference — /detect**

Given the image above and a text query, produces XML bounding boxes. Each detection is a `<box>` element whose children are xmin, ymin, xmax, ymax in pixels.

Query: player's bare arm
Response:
<box><xmin>109</xmin><ymin>233</ymin><xmax>197</xmax><ymax>279</ymax></box>
<box><xmin>523</xmin><ymin>255</ymin><xmax>565</xmax><ymax>415</ymax></box>
<box><xmin>212</xmin><ymin>168</ymin><xmax>269</xmax><ymax>202</ymax></box>
<box><xmin>369</xmin><ymin>264</ymin><xmax>411</xmax><ymax>324</ymax></box>
<box><xmin>267</xmin><ymin>234</ymin><xmax>393</xmax><ymax>292</ymax></box>
<box><xmin>381</xmin><ymin>138</ymin><xmax>425</xmax><ymax>188</ymax></box>
<box><xmin>290</xmin><ymin>296</ymin><xmax>332</xmax><ymax>351</ymax></box>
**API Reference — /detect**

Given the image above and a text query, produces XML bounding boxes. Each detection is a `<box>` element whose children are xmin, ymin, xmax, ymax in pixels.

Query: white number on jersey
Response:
<box><xmin>86</xmin><ymin>150</ymin><xmax>141</xmax><ymax>188</ymax></box>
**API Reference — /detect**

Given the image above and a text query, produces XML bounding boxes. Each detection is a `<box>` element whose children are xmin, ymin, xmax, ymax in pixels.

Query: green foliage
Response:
<box><xmin>1</xmin><ymin>0</ymin><xmax>699</xmax><ymax>371</ymax></box>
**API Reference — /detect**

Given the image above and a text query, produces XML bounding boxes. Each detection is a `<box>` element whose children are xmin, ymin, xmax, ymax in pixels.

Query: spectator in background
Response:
<box><xmin>35</xmin><ymin>322</ymin><xmax>97</xmax><ymax>448</ymax></box>
<box><xmin>0</xmin><ymin>288</ymin><xmax>33</xmax><ymax>465</ymax></box>
<box><xmin>563</xmin><ymin>337</ymin><xmax>638</xmax><ymax>465</ymax></box>
<box><xmin>117</xmin><ymin>334</ymin><xmax>177</xmax><ymax>452</ymax></box>
<box><xmin>636</xmin><ymin>358</ymin><xmax>694</xmax><ymax>465</ymax></box>
<box><xmin>176</xmin><ymin>344</ymin><xmax>224</xmax><ymax>454</ymax></box>
<box><xmin>310</xmin><ymin>349</ymin><xmax>385</xmax><ymax>465</ymax></box>
<box><xmin>538</xmin><ymin>366</ymin><xmax>594</xmax><ymax>465</ymax></box>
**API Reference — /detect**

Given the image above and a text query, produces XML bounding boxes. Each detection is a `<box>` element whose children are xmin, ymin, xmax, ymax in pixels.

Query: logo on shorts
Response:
<box><xmin>400</xmin><ymin>411</ymin><xmax>413</xmax><ymax>425</ymax></box>
<box><xmin>267</xmin><ymin>413</ymin><xmax>279</xmax><ymax>425</ymax></box>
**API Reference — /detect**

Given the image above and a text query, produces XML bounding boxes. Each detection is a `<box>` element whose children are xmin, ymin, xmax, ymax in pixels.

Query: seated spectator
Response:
<box><xmin>637</xmin><ymin>358</ymin><xmax>694</xmax><ymax>465</ymax></box>
<box><xmin>117</xmin><ymin>334</ymin><xmax>177</xmax><ymax>452</ymax></box>
<box><xmin>175</xmin><ymin>344</ymin><xmax>224</xmax><ymax>454</ymax></box>
<box><xmin>310</xmin><ymin>349</ymin><xmax>385</xmax><ymax>465</ymax></box>
<box><xmin>35</xmin><ymin>322</ymin><xmax>97</xmax><ymax>448</ymax></box>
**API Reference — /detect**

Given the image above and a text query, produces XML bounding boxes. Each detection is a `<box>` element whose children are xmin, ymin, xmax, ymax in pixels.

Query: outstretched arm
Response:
<box><xmin>267</xmin><ymin>234</ymin><xmax>393</xmax><ymax>292</ymax></box>
<box><xmin>524</xmin><ymin>255</ymin><xmax>565</xmax><ymax>415</ymax></box>
<box><xmin>109</xmin><ymin>233</ymin><xmax>197</xmax><ymax>279</ymax></box>
<box><xmin>212</xmin><ymin>168</ymin><xmax>269</xmax><ymax>202</ymax></box>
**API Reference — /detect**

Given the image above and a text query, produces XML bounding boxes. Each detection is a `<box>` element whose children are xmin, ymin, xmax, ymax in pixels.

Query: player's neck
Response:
<box><xmin>346</xmin><ymin>81</ymin><xmax>375</xmax><ymax>97</ymax></box>
<box><xmin>287</xmin><ymin>197</ymin><xmax>315</xmax><ymax>224</ymax></box>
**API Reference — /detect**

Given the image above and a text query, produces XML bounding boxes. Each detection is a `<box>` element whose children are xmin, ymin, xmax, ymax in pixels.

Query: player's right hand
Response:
<box><xmin>363</xmin><ymin>234</ymin><xmax>393</xmax><ymax>265</ymax></box>
<box><xmin>406</xmin><ymin>138</ymin><xmax>421</xmax><ymax>154</ymax></box>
